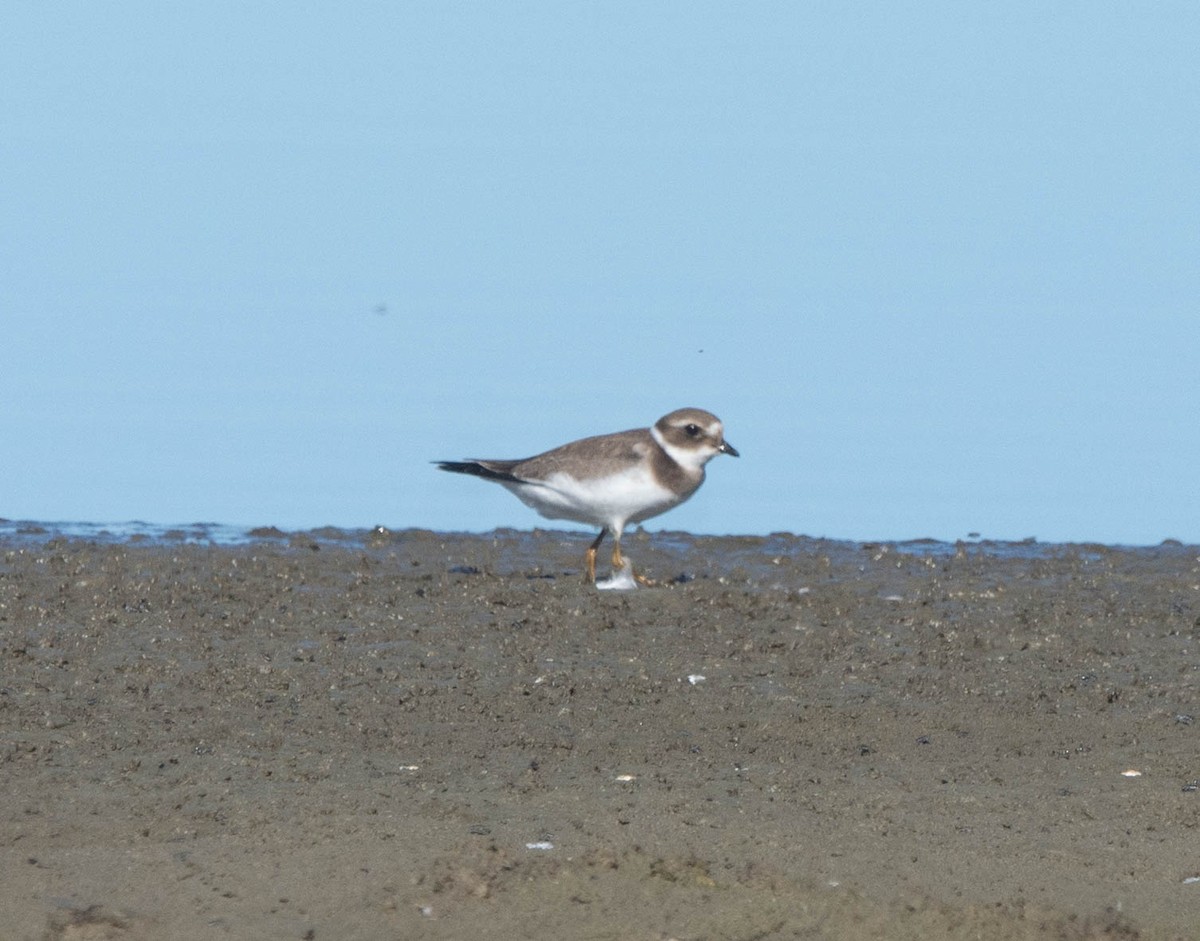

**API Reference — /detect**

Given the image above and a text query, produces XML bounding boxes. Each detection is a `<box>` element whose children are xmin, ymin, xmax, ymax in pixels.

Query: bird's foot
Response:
<box><xmin>595</xmin><ymin>558</ymin><xmax>638</xmax><ymax>591</ymax></box>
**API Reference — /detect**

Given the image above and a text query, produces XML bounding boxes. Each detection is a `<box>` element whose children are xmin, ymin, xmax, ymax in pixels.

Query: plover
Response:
<box><xmin>436</xmin><ymin>408</ymin><xmax>739</xmax><ymax>585</ymax></box>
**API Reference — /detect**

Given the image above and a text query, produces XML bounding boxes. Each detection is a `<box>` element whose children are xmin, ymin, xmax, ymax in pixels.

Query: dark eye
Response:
<box><xmin>684</xmin><ymin>424</ymin><xmax>701</xmax><ymax>437</ymax></box>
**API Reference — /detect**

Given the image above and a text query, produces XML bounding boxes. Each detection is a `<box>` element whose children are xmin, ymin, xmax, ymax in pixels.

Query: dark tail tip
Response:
<box><xmin>435</xmin><ymin>461</ymin><xmax>521</xmax><ymax>483</ymax></box>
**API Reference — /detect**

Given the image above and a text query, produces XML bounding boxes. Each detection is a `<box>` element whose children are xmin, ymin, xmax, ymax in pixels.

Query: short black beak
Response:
<box><xmin>719</xmin><ymin>441</ymin><xmax>740</xmax><ymax>458</ymax></box>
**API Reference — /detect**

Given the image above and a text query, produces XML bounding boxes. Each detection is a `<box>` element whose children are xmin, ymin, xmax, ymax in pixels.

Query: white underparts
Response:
<box><xmin>502</xmin><ymin>464</ymin><xmax>685</xmax><ymax>533</ymax></box>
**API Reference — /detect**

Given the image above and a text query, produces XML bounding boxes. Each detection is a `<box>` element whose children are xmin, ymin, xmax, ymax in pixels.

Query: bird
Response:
<box><xmin>436</xmin><ymin>408</ymin><xmax>739</xmax><ymax>585</ymax></box>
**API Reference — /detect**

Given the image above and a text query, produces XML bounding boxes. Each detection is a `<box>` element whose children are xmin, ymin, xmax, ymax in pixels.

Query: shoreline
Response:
<box><xmin>2</xmin><ymin>516</ymin><xmax>1193</xmax><ymax>554</ymax></box>
<box><xmin>3</xmin><ymin>530</ymin><xmax>1198</xmax><ymax>939</ymax></box>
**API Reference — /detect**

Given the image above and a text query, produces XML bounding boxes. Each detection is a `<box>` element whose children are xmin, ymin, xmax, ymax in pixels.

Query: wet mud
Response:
<box><xmin>3</xmin><ymin>527</ymin><xmax>1199</xmax><ymax>939</ymax></box>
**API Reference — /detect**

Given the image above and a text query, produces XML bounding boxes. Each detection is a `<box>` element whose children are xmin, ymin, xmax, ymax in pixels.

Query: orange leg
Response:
<box><xmin>585</xmin><ymin>529</ymin><xmax>607</xmax><ymax>583</ymax></box>
<box><xmin>612</xmin><ymin>537</ymin><xmax>656</xmax><ymax>586</ymax></box>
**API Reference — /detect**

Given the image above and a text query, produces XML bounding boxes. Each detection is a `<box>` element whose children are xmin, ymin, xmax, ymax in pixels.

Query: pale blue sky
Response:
<box><xmin>3</xmin><ymin>3</ymin><xmax>1197</xmax><ymax>544</ymax></box>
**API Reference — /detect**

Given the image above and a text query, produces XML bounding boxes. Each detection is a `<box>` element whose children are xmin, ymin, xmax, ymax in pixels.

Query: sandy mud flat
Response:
<box><xmin>2</xmin><ymin>526</ymin><xmax>1199</xmax><ymax>939</ymax></box>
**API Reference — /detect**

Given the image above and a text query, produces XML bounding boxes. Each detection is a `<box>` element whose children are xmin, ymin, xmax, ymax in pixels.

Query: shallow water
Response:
<box><xmin>2</xmin><ymin>517</ymin><xmax>1192</xmax><ymax>562</ymax></box>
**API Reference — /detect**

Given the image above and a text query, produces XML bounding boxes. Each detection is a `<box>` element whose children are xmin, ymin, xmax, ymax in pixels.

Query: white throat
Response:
<box><xmin>651</xmin><ymin>425</ymin><xmax>713</xmax><ymax>473</ymax></box>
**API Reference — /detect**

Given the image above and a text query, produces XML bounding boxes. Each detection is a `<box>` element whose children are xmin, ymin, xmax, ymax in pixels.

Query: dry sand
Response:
<box><xmin>3</xmin><ymin>526</ymin><xmax>1200</xmax><ymax>939</ymax></box>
